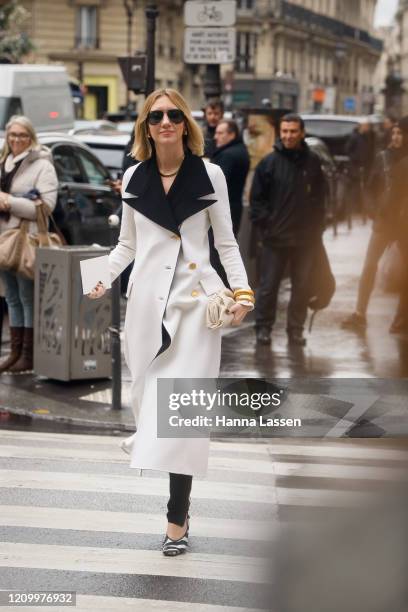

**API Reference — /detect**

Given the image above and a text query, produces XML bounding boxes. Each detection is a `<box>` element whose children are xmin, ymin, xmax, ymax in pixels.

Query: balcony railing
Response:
<box><xmin>74</xmin><ymin>37</ymin><xmax>99</xmax><ymax>50</ymax></box>
<box><xmin>276</xmin><ymin>1</ymin><xmax>383</xmax><ymax>53</ymax></box>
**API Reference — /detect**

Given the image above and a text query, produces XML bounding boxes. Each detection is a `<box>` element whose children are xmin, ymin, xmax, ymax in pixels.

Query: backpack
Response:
<box><xmin>307</xmin><ymin>240</ymin><xmax>336</xmax><ymax>331</ymax></box>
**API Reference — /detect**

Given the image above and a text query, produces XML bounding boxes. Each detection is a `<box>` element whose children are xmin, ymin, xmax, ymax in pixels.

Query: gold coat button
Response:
<box><xmin>191</xmin><ymin>290</ymin><xmax>199</xmax><ymax>297</ymax></box>
<box><xmin>188</xmin><ymin>263</ymin><xmax>197</xmax><ymax>270</ymax></box>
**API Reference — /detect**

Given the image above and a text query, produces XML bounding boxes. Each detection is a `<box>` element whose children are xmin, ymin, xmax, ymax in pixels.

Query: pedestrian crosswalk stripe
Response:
<box><xmin>73</xmin><ymin>595</ymin><xmax>266</xmax><ymax>612</ymax></box>
<box><xmin>0</xmin><ymin>445</ymin><xmax>276</xmax><ymax>475</ymax></box>
<box><xmin>0</xmin><ymin>542</ymin><xmax>270</xmax><ymax>584</ymax></box>
<box><xmin>0</xmin><ymin>506</ymin><xmax>275</xmax><ymax>541</ymax></box>
<box><xmin>266</xmin><ymin>442</ymin><xmax>408</xmax><ymax>461</ymax></box>
<box><xmin>0</xmin><ymin>470</ymin><xmax>277</xmax><ymax>504</ymax></box>
<box><xmin>1</xmin><ymin>430</ymin><xmax>406</xmax><ymax>461</ymax></box>
<box><xmin>2</xmin><ymin>446</ymin><xmax>406</xmax><ymax>482</ymax></box>
<box><xmin>1</xmin><ymin>430</ymin><xmax>271</xmax><ymax>453</ymax></box>
<box><xmin>272</xmin><ymin>460</ymin><xmax>407</xmax><ymax>481</ymax></box>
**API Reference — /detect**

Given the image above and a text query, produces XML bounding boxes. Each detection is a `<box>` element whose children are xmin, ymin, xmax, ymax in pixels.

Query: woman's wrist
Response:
<box><xmin>233</xmin><ymin>287</ymin><xmax>255</xmax><ymax>307</ymax></box>
<box><xmin>236</xmin><ymin>300</ymin><xmax>254</xmax><ymax>310</ymax></box>
<box><xmin>0</xmin><ymin>193</ymin><xmax>10</xmax><ymax>209</ymax></box>
<box><xmin>233</xmin><ymin>288</ymin><xmax>254</xmax><ymax>299</ymax></box>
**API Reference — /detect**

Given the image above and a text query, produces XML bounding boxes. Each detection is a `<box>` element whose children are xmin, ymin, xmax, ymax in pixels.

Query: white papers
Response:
<box><xmin>80</xmin><ymin>255</ymin><xmax>111</xmax><ymax>294</ymax></box>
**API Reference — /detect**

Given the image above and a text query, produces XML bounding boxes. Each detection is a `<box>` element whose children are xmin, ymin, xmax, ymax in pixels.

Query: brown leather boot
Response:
<box><xmin>0</xmin><ymin>327</ymin><xmax>24</xmax><ymax>373</ymax></box>
<box><xmin>8</xmin><ymin>327</ymin><xmax>33</xmax><ymax>373</ymax></box>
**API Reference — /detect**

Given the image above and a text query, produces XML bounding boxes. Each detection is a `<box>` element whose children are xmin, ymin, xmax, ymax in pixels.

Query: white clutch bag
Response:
<box><xmin>206</xmin><ymin>288</ymin><xmax>236</xmax><ymax>329</ymax></box>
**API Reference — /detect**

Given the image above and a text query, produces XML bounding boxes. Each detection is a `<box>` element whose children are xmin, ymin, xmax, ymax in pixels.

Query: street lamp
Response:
<box><xmin>123</xmin><ymin>0</ymin><xmax>138</xmax><ymax>107</ymax></box>
<box><xmin>334</xmin><ymin>42</ymin><xmax>348</xmax><ymax>113</ymax></box>
<box><xmin>145</xmin><ymin>4</ymin><xmax>159</xmax><ymax>95</ymax></box>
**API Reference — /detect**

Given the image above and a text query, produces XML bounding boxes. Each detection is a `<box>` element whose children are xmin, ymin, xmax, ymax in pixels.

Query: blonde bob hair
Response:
<box><xmin>0</xmin><ymin>115</ymin><xmax>38</xmax><ymax>163</ymax></box>
<box><xmin>132</xmin><ymin>89</ymin><xmax>204</xmax><ymax>161</ymax></box>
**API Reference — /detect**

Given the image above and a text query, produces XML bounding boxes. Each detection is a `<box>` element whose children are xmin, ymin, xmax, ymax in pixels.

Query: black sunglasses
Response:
<box><xmin>147</xmin><ymin>109</ymin><xmax>185</xmax><ymax>125</ymax></box>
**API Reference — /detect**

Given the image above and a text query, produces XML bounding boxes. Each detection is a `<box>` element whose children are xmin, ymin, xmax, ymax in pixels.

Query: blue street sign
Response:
<box><xmin>344</xmin><ymin>97</ymin><xmax>356</xmax><ymax>112</ymax></box>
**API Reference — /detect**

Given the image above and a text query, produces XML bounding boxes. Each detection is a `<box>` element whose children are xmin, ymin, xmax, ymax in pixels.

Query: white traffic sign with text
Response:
<box><xmin>184</xmin><ymin>27</ymin><xmax>236</xmax><ymax>64</ymax></box>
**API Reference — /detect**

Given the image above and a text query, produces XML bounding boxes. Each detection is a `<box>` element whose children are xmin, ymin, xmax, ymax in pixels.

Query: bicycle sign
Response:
<box><xmin>184</xmin><ymin>1</ymin><xmax>236</xmax><ymax>27</ymax></box>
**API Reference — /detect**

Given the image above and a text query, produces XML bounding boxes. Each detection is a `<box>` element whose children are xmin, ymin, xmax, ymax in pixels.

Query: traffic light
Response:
<box><xmin>118</xmin><ymin>56</ymin><xmax>147</xmax><ymax>94</ymax></box>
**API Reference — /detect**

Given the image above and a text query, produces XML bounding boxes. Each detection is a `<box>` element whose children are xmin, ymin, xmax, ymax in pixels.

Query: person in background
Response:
<box><xmin>250</xmin><ymin>113</ymin><xmax>326</xmax><ymax>347</ymax></box>
<box><xmin>386</xmin><ymin>116</ymin><xmax>408</xmax><ymax>334</ymax></box>
<box><xmin>202</xmin><ymin>99</ymin><xmax>224</xmax><ymax>158</ymax></box>
<box><xmin>212</xmin><ymin>119</ymin><xmax>250</xmax><ymax>236</ymax></box>
<box><xmin>346</xmin><ymin>119</ymin><xmax>375</xmax><ymax>213</ymax></box>
<box><xmin>341</xmin><ymin>123</ymin><xmax>405</xmax><ymax>332</ymax></box>
<box><xmin>0</xmin><ymin>115</ymin><xmax>58</xmax><ymax>373</ymax></box>
<box><xmin>379</xmin><ymin>115</ymin><xmax>396</xmax><ymax>150</ymax></box>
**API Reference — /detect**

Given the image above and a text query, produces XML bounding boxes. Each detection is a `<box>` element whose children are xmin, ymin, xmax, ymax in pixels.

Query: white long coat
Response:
<box><xmin>108</xmin><ymin>153</ymin><xmax>251</xmax><ymax>478</ymax></box>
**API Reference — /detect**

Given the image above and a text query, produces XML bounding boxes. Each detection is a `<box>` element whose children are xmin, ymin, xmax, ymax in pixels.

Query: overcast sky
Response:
<box><xmin>374</xmin><ymin>0</ymin><xmax>399</xmax><ymax>26</ymax></box>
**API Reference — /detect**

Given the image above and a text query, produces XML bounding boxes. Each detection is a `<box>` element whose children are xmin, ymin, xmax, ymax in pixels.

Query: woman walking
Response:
<box><xmin>89</xmin><ymin>89</ymin><xmax>254</xmax><ymax>555</ymax></box>
<box><xmin>0</xmin><ymin>116</ymin><xmax>58</xmax><ymax>373</ymax></box>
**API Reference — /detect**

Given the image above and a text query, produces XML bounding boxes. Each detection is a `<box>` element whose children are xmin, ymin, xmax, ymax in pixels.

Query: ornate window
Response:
<box><xmin>75</xmin><ymin>5</ymin><xmax>99</xmax><ymax>49</ymax></box>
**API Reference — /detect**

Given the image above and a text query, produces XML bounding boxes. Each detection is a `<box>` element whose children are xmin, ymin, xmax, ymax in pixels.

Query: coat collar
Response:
<box><xmin>123</xmin><ymin>151</ymin><xmax>217</xmax><ymax>235</ymax></box>
<box><xmin>211</xmin><ymin>136</ymin><xmax>243</xmax><ymax>159</ymax></box>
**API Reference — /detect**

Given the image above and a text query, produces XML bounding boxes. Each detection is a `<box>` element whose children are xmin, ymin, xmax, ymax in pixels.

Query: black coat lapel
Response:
<box><xmin>123</xmin><ymin>156</ymin><xmax>180</xmax><ymax>235</ymax></box>
<box><xmin>123</xmin><ymin>151</ymin><xmax>217</xmax><ymax>234</ymax></box>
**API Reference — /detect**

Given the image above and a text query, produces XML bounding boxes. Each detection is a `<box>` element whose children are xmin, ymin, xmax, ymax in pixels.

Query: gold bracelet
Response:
<box><xmin>234</xmin><ymin>291</ymin><xmax>255</xmax><ymax>299</ymax></box>
<box><xmin>233</xmin><ymin>289</ymin><xmax>254</xmax><ymax>298</ymax></box>
<box><xmin>235</xmin><ymin>295</ymin><xmax>255</xmax><ymax>304</ymax></box>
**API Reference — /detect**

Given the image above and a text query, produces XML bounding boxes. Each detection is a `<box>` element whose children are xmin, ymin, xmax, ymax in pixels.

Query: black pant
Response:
<box><xmin>167</xmin><ymin>473</ymin><xmax>192</xmax><ymax>527</ymax></box>
<box><xmin>256</xmin><ymin>244</ymin><xmax>314</xmax><ymax>333</ymax></box>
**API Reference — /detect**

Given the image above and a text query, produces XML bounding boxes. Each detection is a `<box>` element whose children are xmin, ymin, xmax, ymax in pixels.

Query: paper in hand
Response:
<box><xmin>80</xmin><ymin>255</ymin><xmax>111</xmax><ymax>294</ymax></box>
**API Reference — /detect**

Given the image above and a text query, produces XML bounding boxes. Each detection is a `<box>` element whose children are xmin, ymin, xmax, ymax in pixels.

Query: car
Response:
<box><xmin>69</xmin><ymin>119</ymin><xmax>118</xmax><ymax>135</ymax></box>
<box><xmin>0</xmin><ymin>132</ymin><xmax>123</xmax><ymax>246</ymax></box>
<box><xmin>74</xmin><ymin>132</ymin><xmax>131</xmax><ymax>178</ymax></box>
<box><xmin>301</xmin><ymin>114</ymin><xmax>366</xmax><ymax>166</ymax></box>
<box><xmin>115</xmin><ymin>121</ymin><xmax>135</xmax><ymax>134</ymax></box>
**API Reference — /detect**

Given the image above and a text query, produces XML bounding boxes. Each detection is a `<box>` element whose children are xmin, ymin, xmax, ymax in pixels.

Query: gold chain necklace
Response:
<box><xmin>158</xmin><ymin>156</ymin><xmax>184</xmax><ymax>178</ymax></box>
<box><xmin>159</xmin><ymin>169</ymin><xmax>179</xmax><ymax>177</ymax></box>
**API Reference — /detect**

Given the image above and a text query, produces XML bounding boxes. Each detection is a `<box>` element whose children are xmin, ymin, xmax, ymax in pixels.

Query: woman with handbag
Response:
<box><xmin>0</xmin><ymin>115</ymin><xmax>58</xmax><ymax>373</ymax></box>
<box><xmin>88</xmin><ymin>89</ymin><xmax>254</xmax><ymax>555</ymax></box>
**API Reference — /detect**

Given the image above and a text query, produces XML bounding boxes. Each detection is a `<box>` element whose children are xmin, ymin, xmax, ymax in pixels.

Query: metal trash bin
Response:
<box><xmin>34</xmin><ymin>245</ymin><xmax>112</xmax><ymax>381</ymax></box>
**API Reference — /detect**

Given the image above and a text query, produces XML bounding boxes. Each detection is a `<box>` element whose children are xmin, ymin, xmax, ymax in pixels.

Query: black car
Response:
<box><xmin>37</xmin><ymin>133</ymin><xmax>122</xmax><ymax>246</ymax></box>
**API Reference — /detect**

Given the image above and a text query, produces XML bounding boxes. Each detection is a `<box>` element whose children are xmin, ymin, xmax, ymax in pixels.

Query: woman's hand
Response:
<box><xmin>87</xmin><ymin>281</ymin><xmax>107</xmax><ymax>299</ymax></box>
<box><xmin>229</xmin><ymin>302</ymin><xmax>252</xmax><ymax>326</ymax></box>
<box><xmin>0</xmin><ymin>192</ymin><xmax>10</xmax><ymax>211</ymax></box>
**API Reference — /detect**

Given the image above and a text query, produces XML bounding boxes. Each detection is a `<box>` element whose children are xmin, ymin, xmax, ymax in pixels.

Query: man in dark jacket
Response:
<box><xmin>203</xmin><ymin>99</ymin><xmax>224</xmax><ymax>158</ymax></box>
<box><xmin>212</xmin><ymin>119</ymin><xmax>250</xmax><ymax>235</ymax></box>
<box><xmin>346</xmin><ymin>120</ymin><xmax>375</xmax><ymax>213</ymax></box>
<box><xmin>250</xmin><ymin>113</ymin><xmax>326</xmax><ymax>346</ymax></box>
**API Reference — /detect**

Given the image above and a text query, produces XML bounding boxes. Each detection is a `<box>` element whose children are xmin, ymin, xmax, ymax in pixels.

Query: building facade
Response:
<box><xmin>4</xmin><ymin>0</ymin><xmax>383</xmax><ymax>118</ymax></box>
<box><xmin>396</xmin><ymin>0</ymin><xmax>408</xmax><ymax>114</ymax></box>
<box><xmin>231</xmin><ymin>0</ymin><xmax>383</xmax><ymax>113</ymax></box>
<box><xmin>16</xmin><ymin>0</ymin><xmax>186</xmax><ymax>119</ymax></box>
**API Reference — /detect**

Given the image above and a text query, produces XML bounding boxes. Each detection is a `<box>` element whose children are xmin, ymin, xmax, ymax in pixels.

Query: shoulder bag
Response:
<box><xmin>0</xmin><ymin>200</ymin><xmax>65</xmax><ymax>280</ymax></box>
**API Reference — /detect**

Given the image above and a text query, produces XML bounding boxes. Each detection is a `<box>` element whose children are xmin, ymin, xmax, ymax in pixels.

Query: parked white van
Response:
<box><xmin>0</xmin><ymin>65</ymin><xmax>74</xmax><ymax>134</ymax></box>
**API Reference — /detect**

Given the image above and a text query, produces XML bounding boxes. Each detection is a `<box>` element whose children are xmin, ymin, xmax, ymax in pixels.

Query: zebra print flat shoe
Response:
<box><xmin>162</xmin><ymin>528</ymin><xmax>189</xmax><ymax>556</ymax></box>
